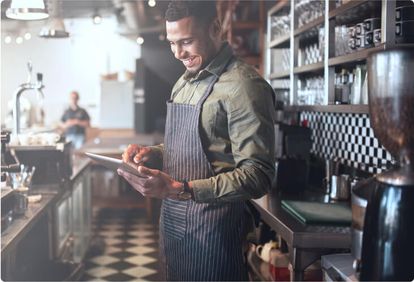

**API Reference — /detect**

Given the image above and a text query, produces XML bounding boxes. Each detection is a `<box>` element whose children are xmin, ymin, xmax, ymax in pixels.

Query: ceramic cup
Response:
<box><xmin>256</xmin><ymin>241</ymin><xmax>277</xmax><ymax>263</ymax></box>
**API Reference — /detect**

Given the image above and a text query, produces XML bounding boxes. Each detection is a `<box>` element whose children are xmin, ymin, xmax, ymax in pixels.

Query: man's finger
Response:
<box><xmin>138</xmin><ymin>166</ymin><xmax>159</xmax><ymax>177</ymax></box>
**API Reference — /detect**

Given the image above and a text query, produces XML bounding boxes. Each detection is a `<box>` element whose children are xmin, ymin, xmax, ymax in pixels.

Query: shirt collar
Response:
<box><xmin>184</xmin><ymin>42</ymin><xmax>233</xmax><ymax>81</ymax></box>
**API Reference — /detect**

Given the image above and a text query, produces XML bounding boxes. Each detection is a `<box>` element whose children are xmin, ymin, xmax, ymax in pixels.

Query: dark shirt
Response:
<box><xmin>61</xmin><ymin>107</ymin><xmax>90</xmax><ymax>135</ymax></box>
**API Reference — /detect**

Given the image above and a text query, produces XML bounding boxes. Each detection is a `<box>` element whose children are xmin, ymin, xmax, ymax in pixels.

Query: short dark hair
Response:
<box><xmin>165</xmin><ymin>0</ymin><xmax>217</xmax><ymax>28</ymax></box>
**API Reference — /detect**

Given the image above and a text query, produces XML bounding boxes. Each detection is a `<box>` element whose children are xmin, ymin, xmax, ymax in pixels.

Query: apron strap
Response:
<box><xmin>196</xmin><ymin>56</ymin><xmax>234</xmax><ymax>109</ymax></box>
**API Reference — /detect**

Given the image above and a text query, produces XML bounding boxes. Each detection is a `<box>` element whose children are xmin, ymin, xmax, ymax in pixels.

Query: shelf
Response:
<box><xmin>269</xmin><ymin>70</ymin><xmax>290</xmax><ymax>79</ymax></box>
<box><xmin>329</xmin><ymin>0</ymin><xmax>370</xmax><ymax>19</ymax></box>
<box><xmin>269</xmin><ymin>34</ymin><xmax>290</xmax><ymax>48</ymax></box>
<box><xmin>285</xmin><ymin>104</ymin><xmax>369</xmax><ymax>114</ymax></box>
<box><xmin>294</xmin><ymin>62</ymin><xmax>324</xmax><ymax>74</ymax></box>
<box><xmin>232</xmin><ymin>21</ymin><xmax>261</xmax><ymax>30</ymax></box>
<box><xmin>328</xmin><ymin>45</ymin><xmax>385</xmax><ymax>67</ymax></box>
<box><xmin>294</xmin><ymin>16</ymin><xmax>324</xmax><ymax>37</ymax></box>
<box><xmin>268</xmin><ymin>0</ymin><xmax>290</xmax><ymax>16</ymax></box>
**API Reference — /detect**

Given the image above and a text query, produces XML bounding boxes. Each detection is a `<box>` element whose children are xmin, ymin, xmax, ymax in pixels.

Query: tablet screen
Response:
<box><xmin>85</xmin><ymin>152</ymin><xmax>149</xmax><ymax>178</ymax></box>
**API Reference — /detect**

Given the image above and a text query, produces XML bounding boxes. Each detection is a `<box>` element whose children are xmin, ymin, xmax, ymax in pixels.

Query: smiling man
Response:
<box><xmin>118</xmin><ymin>1</ymin><xmax>276</xmax><ymax>280</ymax></box>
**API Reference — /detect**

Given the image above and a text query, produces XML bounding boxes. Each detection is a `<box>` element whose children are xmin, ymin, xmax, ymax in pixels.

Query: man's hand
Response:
<box><xmin>122</xmin><ymin>144</ymin><xmax>153</xmax><ymax>165</ymax></box>
<box><xmin>117</xmin><ymin>166</ymin><xmax>183</xmax><ymax>200</ymax></box>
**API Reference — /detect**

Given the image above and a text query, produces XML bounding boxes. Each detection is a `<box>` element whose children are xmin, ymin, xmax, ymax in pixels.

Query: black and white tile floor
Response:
<box><xmin>81</xmin><ymin>208</ymin><xmax>164</xmax><ymax>281</ymax></box>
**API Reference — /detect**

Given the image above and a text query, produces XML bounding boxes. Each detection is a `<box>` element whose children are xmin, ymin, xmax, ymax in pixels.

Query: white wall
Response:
<box><xmin>1</xmin><ymin>17</ymin><xmax>140</xmax><ymax>129</ymax></box>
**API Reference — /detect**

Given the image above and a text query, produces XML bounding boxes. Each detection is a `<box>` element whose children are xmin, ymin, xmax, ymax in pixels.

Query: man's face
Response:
<box><xmin>166</xmin><ymin>17</ymin><xmax>220</xmax><ymax>75</ymax></box>
<box><xmin>70</xmin><ymin>93</ymin><xmax>79</xmax><ymax>107</ymax></box>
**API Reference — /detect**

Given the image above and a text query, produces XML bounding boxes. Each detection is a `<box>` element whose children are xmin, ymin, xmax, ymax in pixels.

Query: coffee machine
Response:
<box><xmin>360</xmin><ymin>48</ymin><xmax>414</xmax><ymax>280</ymax></box>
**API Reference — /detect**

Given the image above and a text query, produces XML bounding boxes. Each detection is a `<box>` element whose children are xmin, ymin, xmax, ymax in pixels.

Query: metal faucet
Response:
<box><xmin>13</xmin><ymin>61</ymin><xmax>45</xmax><ymax>136</ymax></box>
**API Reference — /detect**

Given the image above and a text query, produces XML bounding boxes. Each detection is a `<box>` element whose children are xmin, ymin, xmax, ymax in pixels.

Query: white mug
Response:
<box><xmin>256</xmin><ymin>240</ymin><xmax>277</xmax><ymax>263</ymax></box>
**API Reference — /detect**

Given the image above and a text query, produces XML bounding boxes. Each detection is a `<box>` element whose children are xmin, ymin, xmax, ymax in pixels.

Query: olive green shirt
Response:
<box><xmin>153</xmin><ymin>43</ymin><xmax>275</xmax><ymax>203</ymax></box>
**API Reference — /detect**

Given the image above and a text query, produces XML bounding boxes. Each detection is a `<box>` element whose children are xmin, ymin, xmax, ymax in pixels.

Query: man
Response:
<box><xmin>118</xmin><ymin>1</ymin><xmax>275</xmax><ymax>280</ymax></box>
<box><xmin>61</xmin><ymin>91</ymin><xmax>90</xmax><ymax>149</ymax></box>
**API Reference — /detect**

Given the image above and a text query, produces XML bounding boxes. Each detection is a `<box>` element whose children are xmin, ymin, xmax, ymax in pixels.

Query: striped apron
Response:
<box><xmin>160</xmin><ymin>57</ymin><xmax>248</xmax><ymax>281</ymax></box>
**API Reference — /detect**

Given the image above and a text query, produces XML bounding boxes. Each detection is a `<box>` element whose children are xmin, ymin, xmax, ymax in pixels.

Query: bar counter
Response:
<box><xmin>251</xmin><ymin>189</ymin><xmax>351</xmax><ymax>281</ymax></box>
<box><xmin>1</xmin><ymin>191</ymin><xmax>56</xmax><ymax>255</ymax></box>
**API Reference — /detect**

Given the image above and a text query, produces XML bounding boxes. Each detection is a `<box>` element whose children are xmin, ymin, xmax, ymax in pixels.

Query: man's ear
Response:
<box><xmin>209</xmin><ymin>18</ymin><xmax>222</xmax><ymax>40</ymax></box>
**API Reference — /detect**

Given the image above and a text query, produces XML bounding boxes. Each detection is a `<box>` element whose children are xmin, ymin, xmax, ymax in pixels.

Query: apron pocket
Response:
<box><xmin>162</xmin><ymin>199</ymin><xmax>188</xmax><ymax>240</ymax></box>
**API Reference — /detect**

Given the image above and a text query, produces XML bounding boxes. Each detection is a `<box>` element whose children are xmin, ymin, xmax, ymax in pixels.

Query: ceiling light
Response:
<box><xmin>93</xmin><ymin>14</ymin><xmax>102</xmax><ymax>25</ymax></box>
<box><xmin>39</xmin><ymin>18</ymin><xmax>69</xmax><ymax>38</ymax></box>
<box><xmin>136</xmin><ymin>36</ymin><xmax>144</xmax><ymax>45</ymax></box>
<box><xmin>4</xmin><ymin>36</ymin><xmax>12</xmax><ymax>44</ymax></box>
<box><xmin>148</xmin><ymin>0</ymin><xmax>156</xmax><ymax>7</ymax></box>
<box><xmin>6</xmin><ymin>0</ymin><xmax>49</xmax><ymax>20</ymax></box>
<box><xmin>16</xmin><ymin>36</ymin><xmax>23</xmax><ymax>44</ymax></box>
<box><xmin>24</xmin><ymin>32</ymin><xmax>32</xmax><ymax>40</ymax></box>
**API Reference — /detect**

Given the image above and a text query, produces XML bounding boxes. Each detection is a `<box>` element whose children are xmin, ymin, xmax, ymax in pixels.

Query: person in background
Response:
<box><xmin>118</xmin><ymin>1</ymin><xmax>275</xmax><ymax>281</ymax></box>
<box><xmin>60</xmin><ymin>91</ymin><xmax>90</xmax><ymax>149</ymax></box>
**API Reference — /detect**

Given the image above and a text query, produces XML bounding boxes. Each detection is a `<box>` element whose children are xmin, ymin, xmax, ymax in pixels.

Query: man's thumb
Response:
<box><xmin>138</xmin><ymin>166</ymin><xmax>158</xmax><ymax>177</ymax></box>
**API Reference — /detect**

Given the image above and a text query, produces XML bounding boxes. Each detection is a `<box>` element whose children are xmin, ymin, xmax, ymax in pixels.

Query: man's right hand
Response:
<box><xmin>122</xmin><ymin>144</ymin><xmax>153</xmax><ymax>165</ymax></box>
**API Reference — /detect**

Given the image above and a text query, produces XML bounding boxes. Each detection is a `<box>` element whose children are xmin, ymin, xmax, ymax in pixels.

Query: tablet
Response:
<box><xmin>85</xmin><ymin>152</ymin><xmax>149</xmax><ymax>178</ymax></box>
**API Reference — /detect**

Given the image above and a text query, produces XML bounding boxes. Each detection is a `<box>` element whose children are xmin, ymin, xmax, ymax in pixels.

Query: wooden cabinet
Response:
<box><xmin>266</xmin><ymin>0</ymin><xmax>414</xmax><ymax>114</ymax></box>
<box><xmin>217</xmin><ymin>0</ymin><xmax>265</xmax><ymax>74</ymax></box>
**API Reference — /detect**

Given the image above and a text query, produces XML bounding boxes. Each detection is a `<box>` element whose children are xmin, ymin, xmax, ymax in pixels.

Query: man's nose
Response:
<box><xmin>174</xmin><ymin>45</ymin><xmax>186</xmax><ymax>60</ymax></box>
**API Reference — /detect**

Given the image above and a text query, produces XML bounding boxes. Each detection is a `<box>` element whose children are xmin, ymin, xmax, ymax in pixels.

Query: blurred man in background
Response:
<box><xmin>61</xmin><ymin>91</ymin><xmax>90</xmax><ymax>149</ymax></box>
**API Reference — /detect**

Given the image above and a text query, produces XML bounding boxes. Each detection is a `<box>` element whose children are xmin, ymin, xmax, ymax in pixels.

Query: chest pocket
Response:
<box><xmin>161</xmin><ymin>199</ymin><xmax>188</xmax><ymax>240</ymax></box>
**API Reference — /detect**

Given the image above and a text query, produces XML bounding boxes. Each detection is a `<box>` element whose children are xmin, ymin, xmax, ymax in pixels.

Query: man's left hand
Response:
<box><xmin>117</xmin><ymin>166</ymin><xmax>183</xmax><ymax>200</ymax></box>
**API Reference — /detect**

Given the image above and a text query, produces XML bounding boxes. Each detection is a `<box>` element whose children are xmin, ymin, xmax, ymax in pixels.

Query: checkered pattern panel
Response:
<box><xmin>82</xmin><ymin>208</ymin><xmax>163</xmax><ymax>281</ymax></box>
<box><xmin>301</xmin><ymin>111</ymin><xmax>393</xmax><ymax>174</ymax></box>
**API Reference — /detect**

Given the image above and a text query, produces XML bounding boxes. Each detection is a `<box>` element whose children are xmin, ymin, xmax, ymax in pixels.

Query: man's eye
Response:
<box><xmin>169</xmin><ymin>41</ymin><xmax>175</xmax><ymax>46</ymax></box>
<box><xmin>182</xmin><ymin>40</ymin><xmax>193</xmax><ymax>45</ymax></box>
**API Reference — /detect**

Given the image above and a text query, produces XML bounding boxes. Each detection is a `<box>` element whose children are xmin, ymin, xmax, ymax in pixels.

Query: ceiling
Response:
<box><xmin>1</xmin><ymin>0</ymin><xmax>169</xmax><ymax>35</ymax></box>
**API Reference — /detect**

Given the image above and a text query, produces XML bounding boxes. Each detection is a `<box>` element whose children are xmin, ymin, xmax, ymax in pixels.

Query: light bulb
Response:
<box><xmin>136</xmin><ymin>36</ymin><xmax>144</xmax><ymax>45</ymax></box>
<box><xmin>5</xmin><ymin>36</ymin><xmax>12</xmax><ymax>44</ymax></box>
<box><xmin>16</xmin><ymin>36</ymin><xmax>23</xmax><ymax>44</ymax></box>
<box><xmin>93</xmin><ymin>15</ymin><xmax>102</xmax><ymax>24</ymax></box>
<box><xmin>148</xmin><ymin>0</ymin><xmax>156</xmax><ymax>7</ymax></box>
<box><xmin>24</xmin><ymin>32</ymin><xmax>32</xmax><ymax>40</ymax></box>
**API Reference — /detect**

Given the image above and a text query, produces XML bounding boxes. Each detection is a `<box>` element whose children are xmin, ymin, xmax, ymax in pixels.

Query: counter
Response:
<box><xmin>1</xmin><ymin>192</ymin><xmax>55</xmax><ymax>255</ymax></box>
<box><xmin>251</xmin><ymin>190</ymin><xmax>351</xmax><ymax>281</ymax></box>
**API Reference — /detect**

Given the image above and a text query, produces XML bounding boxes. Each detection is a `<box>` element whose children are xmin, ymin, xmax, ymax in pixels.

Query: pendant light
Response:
<box><xmin>39</xmin><ymin>0</ymin><xmax>69</xmax><ymax>38</ymax></box>
<box><xmin>6</xmin><ymin>0</ymin><xmax>49</xmax><ymax>20</ymax></box>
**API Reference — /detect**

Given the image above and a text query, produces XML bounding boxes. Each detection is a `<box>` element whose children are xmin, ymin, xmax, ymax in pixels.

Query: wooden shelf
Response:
<box><xmin>294</xmin><ymin>62</ymin><xmax>324</xmax><ymax>74</ymax></box>
<box><xmin>285</xmin><ymin>104</ymin><xmax>369</xmax><ymax>114</ymax></box>
<box><xmin>269</xmin><ymin>34</ymin><xmax>290</xmax><ymax>48</ymax></box>
<box><xmin>294</xmin><ymin>16</ymin><xmax>324</xmax><ymax>37</ymax></box>
<box><xmin>328</xmin><ymin>45</ymin><xmax>385</xmax><ymax>66</ymax></box>
<box><xmin>269</xmin><ymin>70</ymin><xmax>290</xmax><ymax>79</ymax></box>
<box><xmin>329</xmin><ymin>0</ymin><xmax>370</xmax><ymax>18</ymax></box>
<box><xmin>268</xmin><ymin>0</ymin><xmax>290</xmax><ymax>16</ymax></box>
<box><xmin>232</xmin><ymin>21</ymin><xmax>261</xmax><ymax>30</ymax></box>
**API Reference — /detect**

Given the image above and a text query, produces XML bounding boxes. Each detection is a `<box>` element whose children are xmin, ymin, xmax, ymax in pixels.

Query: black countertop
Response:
<box><xmin>1</xmin><ymin>192</ymin><xmax>56</xmax><ymax>254</ymax></box>
<box><xmin>1</xmin><ymin>156</ymin><xmax>91</xmax><ymax>256</ymax></box>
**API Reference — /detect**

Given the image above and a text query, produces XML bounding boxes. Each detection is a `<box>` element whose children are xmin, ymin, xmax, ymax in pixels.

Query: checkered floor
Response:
<box><xmin>81</xmin><ymin>208</ymin><xmax>164</xmax><ymax>281</ymax></box>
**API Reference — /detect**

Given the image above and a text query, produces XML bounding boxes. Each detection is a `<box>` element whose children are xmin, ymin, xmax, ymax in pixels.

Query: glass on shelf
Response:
<box><xmin>271</xmin><ymin>49</ymin><xmax>290</xmax><ymax>73</ymax></box>
<box><xmin>271</xmin><ymin>15</ymin><xmax>290</xmax><ymax>40</ymax></box>
<box><xmin>297</xmin><ymin>75</ymin><xmax>325</xmax><ymax>105</ymax></box>
<box><xmin>295</xmin><ymin>0</ymin><xmax>324</xmax><ymax>28</ymax></box>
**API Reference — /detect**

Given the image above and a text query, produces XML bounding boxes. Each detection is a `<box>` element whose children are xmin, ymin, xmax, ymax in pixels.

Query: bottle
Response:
<box><xmin>341</xmin><ymin>69</ymin><xmax>350</xmax><ymax>104</ymax></box>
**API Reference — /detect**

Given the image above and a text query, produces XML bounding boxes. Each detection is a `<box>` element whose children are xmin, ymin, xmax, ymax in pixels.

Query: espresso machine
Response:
<box><xmin>360</xmin><ymin>48</ymin><xmax>414</xmax><ymax>280</ymax></box>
